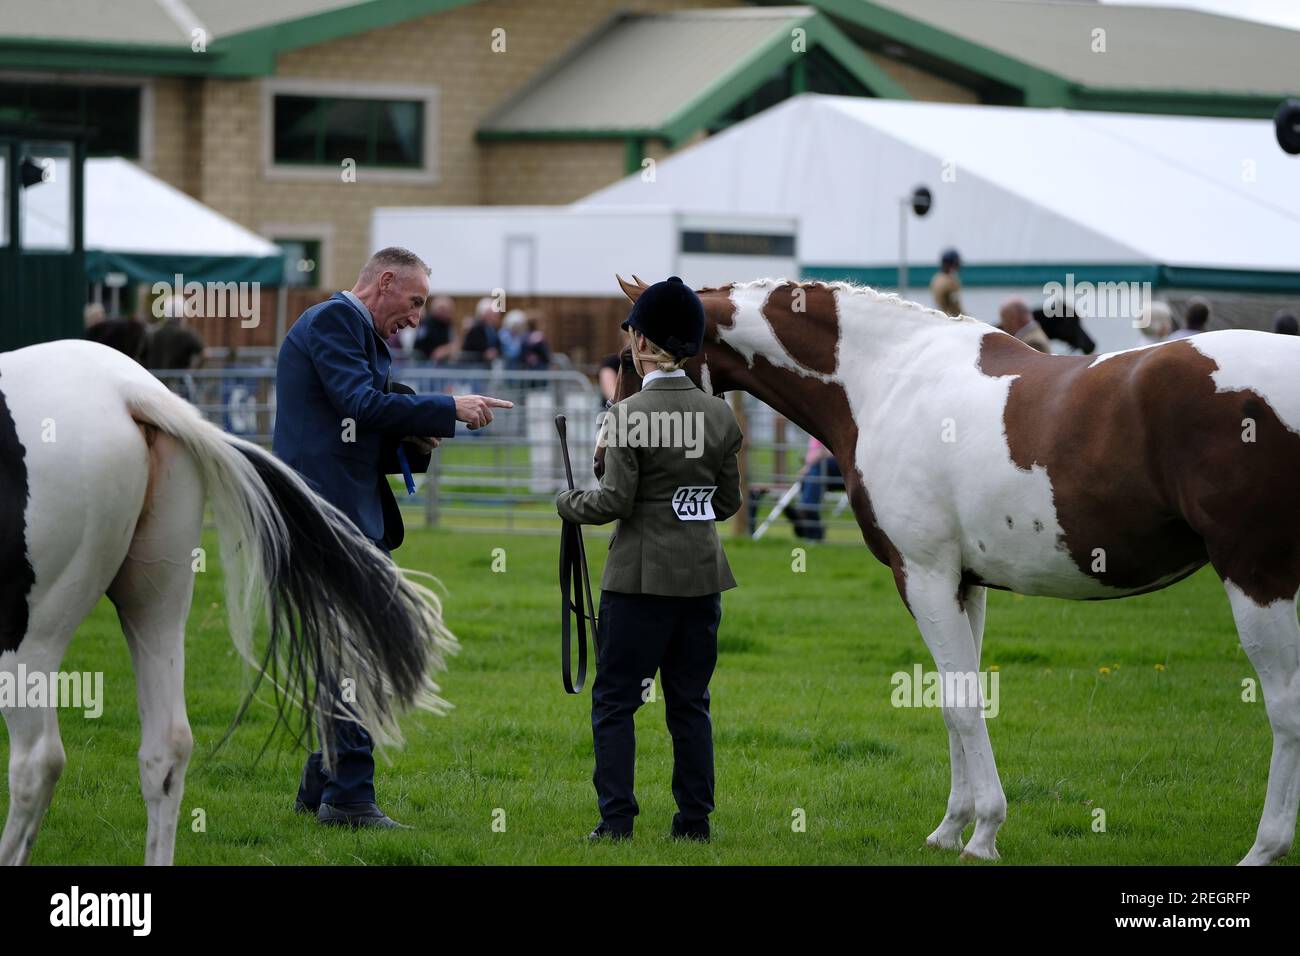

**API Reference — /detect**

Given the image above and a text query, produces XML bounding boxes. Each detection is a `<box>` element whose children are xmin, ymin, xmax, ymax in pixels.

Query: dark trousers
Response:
<box><xmin>296</xmin><ymin>541</ymin><xmax>386</xmax><ymax>809</ymax></box>
<box><xmin>591</xmin><ymin>590</ymin><xmax>721</xmax><ymax>832</ymax></box>
<box><xmin>297</xmin><ymin>706</ymin><xmax>375</xmax><ymax>808</ymax></box>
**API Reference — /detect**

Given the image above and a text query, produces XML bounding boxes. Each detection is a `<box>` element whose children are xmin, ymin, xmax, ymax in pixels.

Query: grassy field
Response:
<box><xmin>3</xmin><ymin>528</ymin><xmax>1290</xmax><ymax>866</ymax></box>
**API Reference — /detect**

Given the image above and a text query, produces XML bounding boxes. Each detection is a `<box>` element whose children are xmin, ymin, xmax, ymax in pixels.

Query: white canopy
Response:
<box><xmin>86</xmin><ymin>157</ymin><xmax>280</xmax><ymax>259</ymax></box>
<box><xmin>24</xmin><ymin>156</ymin><xmax>283</xmax><ymax>283</ymax></box>
<box><xmin>579</xmin><ymin>93</ymin><xmax>1300</xmax><ymax>278</ymax></box>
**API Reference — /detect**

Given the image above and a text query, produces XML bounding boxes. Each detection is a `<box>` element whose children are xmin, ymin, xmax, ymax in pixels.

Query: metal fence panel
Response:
<box><xmin>151</xmin><ymin>364</ymin><xmax>858</xmax><ymax>541</ymax></box>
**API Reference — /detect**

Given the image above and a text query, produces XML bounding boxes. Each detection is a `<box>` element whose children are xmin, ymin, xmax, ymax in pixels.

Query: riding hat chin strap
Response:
<box><xmin>628</xmin><ymin>330</ymin><xmax>676</xmax><ymax>379</ymax></box>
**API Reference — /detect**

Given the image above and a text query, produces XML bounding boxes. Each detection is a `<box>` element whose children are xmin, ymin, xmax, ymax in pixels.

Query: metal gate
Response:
<box><xmin>151</xmin><ymin>362</ymin><xmax>603</xmax><ymax>534</ymax></box>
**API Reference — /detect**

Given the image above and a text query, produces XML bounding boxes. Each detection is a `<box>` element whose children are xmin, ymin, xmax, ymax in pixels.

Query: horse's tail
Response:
<box><xmin>123</xmin><ymin>382</ymin><xmax>457</xmax><ymax>762</ymax></box>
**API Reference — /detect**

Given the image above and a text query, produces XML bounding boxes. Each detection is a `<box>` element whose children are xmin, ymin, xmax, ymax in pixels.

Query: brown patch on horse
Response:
<box><xmin>978</xmin><ymin>333</ymin><xmax>1300</xmax><ymax>604</ymax></box>
<box><xmin>760</xmin><ymin>283</ymin><xmax>840</xmax><ymax>376</ymax></box>
<box><xmin>702</xmin><ymin>335</ymin><xmax>912</xmax><ymax>611</ymax></box>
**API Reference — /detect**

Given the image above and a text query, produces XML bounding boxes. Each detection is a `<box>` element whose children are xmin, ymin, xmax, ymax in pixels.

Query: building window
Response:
<box><xmin>0</xmin><ymin>82</ymin><xmax>141</xmax><ymax>158</ymax></box>
<box><xmin>272</xmin><ymin>95</ymin><xmax>423</xmax><ymax>168</ymax></box>
<box><xmin>276</xmin><ymin>237</ymin><xmax>323</xmax><ymax>288</ymax></box>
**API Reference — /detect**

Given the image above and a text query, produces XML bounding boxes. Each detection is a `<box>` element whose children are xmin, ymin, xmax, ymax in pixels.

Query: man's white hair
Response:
<box><xmin>359</xmin><ymin>246</ymin><xmax>430</xmax><ymax>283</ymax></box>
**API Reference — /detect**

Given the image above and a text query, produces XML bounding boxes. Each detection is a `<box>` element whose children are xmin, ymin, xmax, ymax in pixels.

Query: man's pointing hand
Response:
<box><xmin>454</xmin><ymin>395</ymin><xmax>514</xmax><ymax>430</ymax></box>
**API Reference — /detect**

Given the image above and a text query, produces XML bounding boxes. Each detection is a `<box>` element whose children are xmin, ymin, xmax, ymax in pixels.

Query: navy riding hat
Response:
<box><xmin>622</xmin><ymin>276</ymin><xmax>705</xmax><ymax>359</ymax></box>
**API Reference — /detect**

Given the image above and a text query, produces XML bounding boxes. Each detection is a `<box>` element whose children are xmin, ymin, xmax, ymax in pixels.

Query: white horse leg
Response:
<box><xmin>925</xmin><ymin>585</ymin><xmax>987</xmax><ymax>851</ymax></box>
<box><xmin>0</xmin><ymin>690</ymin><xmax>66</xmax><ymax>866</ymax></box>
<box><xmin>107</xmin><ymin>432</ymin><xmax>202</xmax><ymax>867</ymax></box>
<box><xmin>0</xmin><ymin>600</ymin><xmax>95</xmax><ymax>865</ymax></box>
<box><xmin>1</xmin><ymin>545</ymin><xmax>127</xmax><ymax>865</ymax></box>
<box><xmin>1225</xmin><ymin>583</ymin><xmax>1300</xmax><ymax>866</ymax></box>
<box><xmin>907</xmin><ymin>570</ymin><xmax>1005</xmax><ymax>860</ymax></box>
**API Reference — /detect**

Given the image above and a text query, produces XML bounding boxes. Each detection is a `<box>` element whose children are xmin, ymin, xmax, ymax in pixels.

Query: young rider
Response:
<box><xmin>556</xmin><ymin>276</ymin><xmax>743</xmax><ymax>842</ymax></box>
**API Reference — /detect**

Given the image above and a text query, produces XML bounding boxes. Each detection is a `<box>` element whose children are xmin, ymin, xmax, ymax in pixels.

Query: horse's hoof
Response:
<box><xmin>959</xmin><ymin>844</ymin><xmax>1000</xmax><ymax>862</ymax></box>
<box><xmin>1237</xmin><ymin>844</ymin><xmax>1287</xmax><ymax>866</ymax></box>
<box><xmin>925</xmin><ymin>829</ymin><xmax>964</xmax><ymax>852</ymax></box>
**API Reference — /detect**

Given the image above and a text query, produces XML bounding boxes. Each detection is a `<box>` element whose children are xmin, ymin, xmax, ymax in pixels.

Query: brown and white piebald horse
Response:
<box><xmin>605</xmin><ymin>276</ymin><xmax>1300</xmax><ymax>865</ymax></box>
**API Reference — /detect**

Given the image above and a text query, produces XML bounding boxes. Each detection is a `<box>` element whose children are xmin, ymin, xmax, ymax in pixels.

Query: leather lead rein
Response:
<box><xmin>557</xmin><ymin>415</ymin><xmax>598</xmax><ymax>693</ymax></box>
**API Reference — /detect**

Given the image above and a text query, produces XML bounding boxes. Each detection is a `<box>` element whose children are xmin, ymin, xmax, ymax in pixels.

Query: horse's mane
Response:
<box><xmin>705</xmin><ymin>277</ymin><xmax>978</xmax><ymax>325</ymax></box>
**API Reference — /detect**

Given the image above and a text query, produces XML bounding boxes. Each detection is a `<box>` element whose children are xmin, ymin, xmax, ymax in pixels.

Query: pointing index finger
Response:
<box><xmin>483</xmin><ymin>397</ymin><xmax>514</xmax><ymax>408</ymax></box>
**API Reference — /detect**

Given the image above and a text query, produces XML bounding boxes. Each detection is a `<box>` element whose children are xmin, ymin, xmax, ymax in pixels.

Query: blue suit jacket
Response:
<box><xmin>273</xmin><ymin>293</ymin><xmax>456</xmax><ymax>545</ymax></box>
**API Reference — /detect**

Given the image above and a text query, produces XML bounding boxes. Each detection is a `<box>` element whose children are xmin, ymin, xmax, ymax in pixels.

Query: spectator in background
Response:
<box><xmin>499</xmin><ymin>309</ymin><xmax>528</xmax><ymax>368</ymax></box>
<box><xmin>460</xmin><ymin>296</ymin><xmax>501</xmax><ymax>364</ymax></box>
<box><xmin>791</xmin><ymin>437</ymin><xmax>843</xmax><ymax>541</ymax></box>
<box><xmin>141</xmin><ymin>295</ymin><xmax>205</xmax><ymax>369</ymax></box>
<box><xmin>930</xmin><ymin>248</ymin><xmax>963</xmax><ymax>317</ymax></box>
<box><xmin>1166</xmin><ymin>298</ymin><xmax>1210</xmax><ymax>340</ymax></box>
<box><xmin>520</xmin><ymin>316</ymin><xmax>552</xmax><ymax>371</ymax></box>
<box><xmin>85</xmin><ymin>301</ymin><xmax>147</xmax><ymax>363</ymax></box>
<box><xmin>998</xmin><ymin>296</ymin><xmax>1052</xmax><ymax>353</ymax></box>
<box><xmin>1138</xmin><ymin>300</ymin><xmax>1174</xmax><ymax>341</ymax></box>
<box><xmin>598</xmin><ymin>353</ymin><xmax>621</xmax><ymax>406</ymax></box>
<box><xmin>1272</xmin><ymin>310</ymin><xmax>1299</xmax><ymax>336</ymax></box>
<box><xmin>413</xmin><ymin>295</ymin><xmax>457</xmax><ymax>362</ymax></box>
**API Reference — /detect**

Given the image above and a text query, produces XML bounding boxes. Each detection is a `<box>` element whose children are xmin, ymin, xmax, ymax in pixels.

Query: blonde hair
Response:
<box><xmin>631</xmin><ymin>331</ymin><xmax>686</xmax><ymax>373</ymax></box>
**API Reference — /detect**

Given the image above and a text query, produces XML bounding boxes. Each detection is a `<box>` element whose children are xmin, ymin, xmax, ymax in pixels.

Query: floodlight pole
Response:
<box><xmin>898</xmin><ymin>186</ymin><xmax>932</xmax><ymax>298</ymax></box>
<box><xmin>898</xmin><ymin>197</ymin><xmax>909</xmax><ymax>297</ymax></box>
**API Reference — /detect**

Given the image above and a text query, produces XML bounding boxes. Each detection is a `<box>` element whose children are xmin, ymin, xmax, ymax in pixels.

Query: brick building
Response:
<box><xmin>3</xmin><ymin>0</ymin><xmax>1295</xmax><ymax>347</ymax></box>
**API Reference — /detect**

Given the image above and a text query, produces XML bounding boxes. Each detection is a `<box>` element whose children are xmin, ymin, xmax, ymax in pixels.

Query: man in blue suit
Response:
<box><xmin>274</xmin><ymin>246</ymin><xmax>511</xmax><ymax>829</ymax></box>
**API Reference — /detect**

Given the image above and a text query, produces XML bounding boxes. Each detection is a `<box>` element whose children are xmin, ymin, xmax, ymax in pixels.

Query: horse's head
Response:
<box><xmin>1033</xmin><ymin>303</ymin><xmax>1096</xmax><ymax>354</ymax></box>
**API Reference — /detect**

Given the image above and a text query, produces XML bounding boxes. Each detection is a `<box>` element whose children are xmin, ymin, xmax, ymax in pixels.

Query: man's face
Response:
<box><xmin>373</xmin><ymin>267</ymin><xmax>430</xmax><ymax>337</ymax></box>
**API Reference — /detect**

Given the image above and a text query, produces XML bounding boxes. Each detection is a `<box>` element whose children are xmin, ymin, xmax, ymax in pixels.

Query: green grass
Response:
<box><xmin>3</xmin><ymin>529</ymin><xmax>1289</xmax><ymax>866</ymax></box>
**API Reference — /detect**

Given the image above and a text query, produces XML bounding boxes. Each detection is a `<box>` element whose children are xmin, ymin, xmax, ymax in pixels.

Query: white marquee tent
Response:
<box><xmin>25</xmin><ymin>156</ymin><xmax>283</xmax><ymax>285</ymax></box>
<box><xmin>579</xmin><ymin>94</ymin><xmax>1300</xmax><ymax>352</ymax></box>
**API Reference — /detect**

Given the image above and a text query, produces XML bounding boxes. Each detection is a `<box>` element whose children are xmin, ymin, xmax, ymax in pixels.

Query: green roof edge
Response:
<box><xmin>658</xmin><ymin>11</ymin><xmax>910</xmax><ymax>145</ymax></box>
<box><xmin>478</xmin><ymin>10</ymin><xmax>911</xmax><ymax>144</ymax></box>
<box><xmin>802</xmin><ymin>0</ymin><xmax>1296</xmax><ymax>114</ymax></box>
<box><xmin>0</xmin><ymin>0</ymin><xmax>482</xmax><ymax>76</ymax></box>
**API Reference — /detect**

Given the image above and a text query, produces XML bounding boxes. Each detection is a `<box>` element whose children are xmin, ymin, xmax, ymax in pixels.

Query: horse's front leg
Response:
<box><xmin>925</xmin><ymin>584</ymin><xmax>987</xmax><ymax>851</ymax></box>
<box><xmin>906</xmin><ymin>570</ymin><xmax>1004</xmax><ymax>859</ymax></box>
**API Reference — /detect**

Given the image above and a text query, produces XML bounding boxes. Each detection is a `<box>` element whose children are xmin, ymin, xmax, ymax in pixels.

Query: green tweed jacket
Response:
<box><xmin>556</xmin><ymin>374</ymin><xmax>743</xmax><ymax>596</ymax></box>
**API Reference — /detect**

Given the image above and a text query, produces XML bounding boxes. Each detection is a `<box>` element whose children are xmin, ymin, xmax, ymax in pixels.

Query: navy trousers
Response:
<box><xmin>591</xmin><ymin>590</ymin><xmax>721</xmax><ymax>832</ymax></box>
<box><xmin>296</xmin><ymin>541</ymin><xmax>386</xmax><ymax>809</ymax></box>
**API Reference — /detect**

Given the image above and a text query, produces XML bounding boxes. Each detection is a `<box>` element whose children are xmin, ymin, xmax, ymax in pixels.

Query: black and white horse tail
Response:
<box><xmin>124</xmin><ymin>381</ymin><xmax>458</xmax><ymax>762</ymax></box>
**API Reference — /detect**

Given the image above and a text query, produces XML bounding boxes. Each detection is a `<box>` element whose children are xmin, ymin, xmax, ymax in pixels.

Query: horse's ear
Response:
<box><xmin>617</xmin><ymin>274</ymin><xmax>647</xmax><ymax>303</ymax></box>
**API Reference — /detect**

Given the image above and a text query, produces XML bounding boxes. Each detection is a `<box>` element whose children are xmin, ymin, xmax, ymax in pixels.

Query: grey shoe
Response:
<box><xmin>317</xmin><ymin>802</ymin><xmax>411</xmax><ymax>830</ymax></box>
